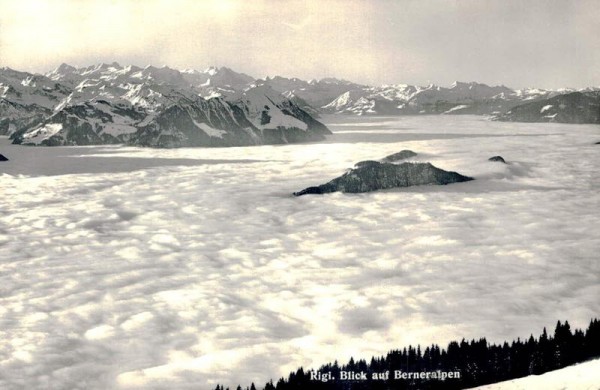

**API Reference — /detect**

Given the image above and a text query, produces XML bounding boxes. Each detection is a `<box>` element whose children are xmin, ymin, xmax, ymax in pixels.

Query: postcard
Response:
<box><xmin>0</xmin><ymin>1</ymin><xmax>598</xmax><ymax>389</ymax></box>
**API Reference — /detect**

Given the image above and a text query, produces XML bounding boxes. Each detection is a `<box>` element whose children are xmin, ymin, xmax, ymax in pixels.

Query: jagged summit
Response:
<box><xmin>204</xmin><ymin>66</ymin><xmax>219</xmax><ymax>75</ymax></box>
<box><xmin>53</xmin><ymin>63</ymin><xmax>77</xmax><ymax>73</ymax></box>
<box><xmin>319</xmin><ymin>77</ymin><xmax>356</xmax><ymax>85</ymax></box>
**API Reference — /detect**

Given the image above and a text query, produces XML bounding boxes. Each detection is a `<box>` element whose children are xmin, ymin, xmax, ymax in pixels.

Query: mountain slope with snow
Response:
<box><xmin>257</xmin><ymin>76</ymin><xmax>366</xmax><ymax>110</ymax></box>
<box><xmin>1</xmin><ymin>64</ymin><xmax>330</xmax><ymax>147</ymax></box>
<box><xmin>470</xmin><ymin>359</ymin><xmax>600</xmax><ymax>390</ymax></box>
<box><xmin>493</xmin><ymin>91</ymin><xmax>600</xmax><ymax>124</ymax></box>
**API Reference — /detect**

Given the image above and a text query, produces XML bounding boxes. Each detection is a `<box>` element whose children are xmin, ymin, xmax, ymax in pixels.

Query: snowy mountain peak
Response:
<box><xmin>95</xmin><ymin>62</ymin><xmax>121</xmax><ymax>71</ymax></box>
<box><xmin>180</xmin><ymin>68</ymin><xmax>200</xmax><ymax>74</ymax></box>
<box><xmin>449</xmin><ymin>81</ymin><xmax>482</xmax><ymax>89</ymax></box>
<box><xmin>55</xmin><ymin>63</ymin><xmax>77</xmax><ymax>73</ymax></box>
<box><xmin>46</xmin><ymin>63</ymin><xmax>78</xmax><ymax>81</ymax></box>
<box><xmin>234</xmin><ymin>84</ymin><xmax>286</xmax><ymax>103</ymax></box>
<box><xmin>450</xmin><ymin>81</ymin><xmax>501</xmax><ymax>90</ymax></box>
<box><xmin>319</xmin><ymin>77</ymin><xmax>354</xmax><ymax>85</ymax></box>
<box><xmin>205</xmin><ymin>66</ymin><xmax>219</xmax><ymax>76</ymax></box>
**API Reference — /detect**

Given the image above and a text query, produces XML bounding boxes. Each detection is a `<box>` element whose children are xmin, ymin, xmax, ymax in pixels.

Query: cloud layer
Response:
<box><xmin>0</xmin><ymin>115</ymin><xmax>599</xmax><ymax>389</ymax></box>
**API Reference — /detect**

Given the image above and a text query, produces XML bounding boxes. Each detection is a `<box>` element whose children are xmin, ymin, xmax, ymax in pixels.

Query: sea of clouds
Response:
<box><xmin>0</xmin><ymin>115</ymin><xmax>598</xmax><ymax>389</ymax></box>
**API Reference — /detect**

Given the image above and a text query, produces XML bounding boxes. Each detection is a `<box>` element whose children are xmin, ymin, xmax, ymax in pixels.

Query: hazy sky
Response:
<box><xmin>1</xmin><ymin>0</ymin><xmax>598</xmax><ymax>89</ymax></box>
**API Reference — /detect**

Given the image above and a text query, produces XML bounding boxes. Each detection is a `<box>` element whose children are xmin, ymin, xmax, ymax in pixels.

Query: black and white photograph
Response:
<box><xmin>0</xmin><ymin>1</ymin><xmax>599</xmax><ymax>389</ymax></box>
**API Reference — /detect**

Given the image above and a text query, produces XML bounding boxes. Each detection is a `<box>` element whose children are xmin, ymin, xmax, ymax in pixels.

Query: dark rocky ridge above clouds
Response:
<box><xmin>294</xmin><ymin>150</ymin><xmax>474</xmax><ymax>196</ymax></box>
<box><xmin>294</xmin><ymin>161</ymin><xmax>473</xmax><ymax>196</ymax></box>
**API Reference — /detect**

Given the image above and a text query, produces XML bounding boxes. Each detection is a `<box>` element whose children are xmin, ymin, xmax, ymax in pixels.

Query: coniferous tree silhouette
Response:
<box><xmin>215</xmin><ymin>319</ymin><xmax>600</xmax><ymax>390</ymax></box>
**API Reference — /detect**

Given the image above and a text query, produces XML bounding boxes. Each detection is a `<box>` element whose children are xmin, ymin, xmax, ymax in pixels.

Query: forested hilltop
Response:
<box><xmin>216</xmin><ymin>319</ymin><xmax>600</xmax><ymax>390</ymax></box>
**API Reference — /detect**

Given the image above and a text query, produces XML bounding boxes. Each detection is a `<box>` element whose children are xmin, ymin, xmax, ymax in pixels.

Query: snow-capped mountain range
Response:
<box><xmin>0</xmin><ymin>63</ymin><xmax>329</xmax><ymax>146</ymax></box>
<box><xmin>321</xmin><ymin>81</ymin><xmax>593</xmax><ymax>116</ymax></box>
<box><xmin>1</xmin><ymin>63</ymin><xmax>598</xmax><ymax>146</ymax></box>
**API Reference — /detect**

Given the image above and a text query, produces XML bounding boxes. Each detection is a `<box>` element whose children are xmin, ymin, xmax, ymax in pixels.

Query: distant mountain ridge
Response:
<box><xmin>1</xmin><ymin>63</ymin><xmax>598</xmax><ymax>147</ymax></box>
<box><xmin>320</xmin><ymin>81</ymin><xmax>587</xmax><ymax>117</ymax></box>
<box><xmin>493</xmin><ymin>91</ymin><xmax>600</xmax><ymax>124</ymax></box>
<box><xmin>256</xmin><ymin>75</ymin><xmax>599</xmax><ymax>122</ymax></box>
